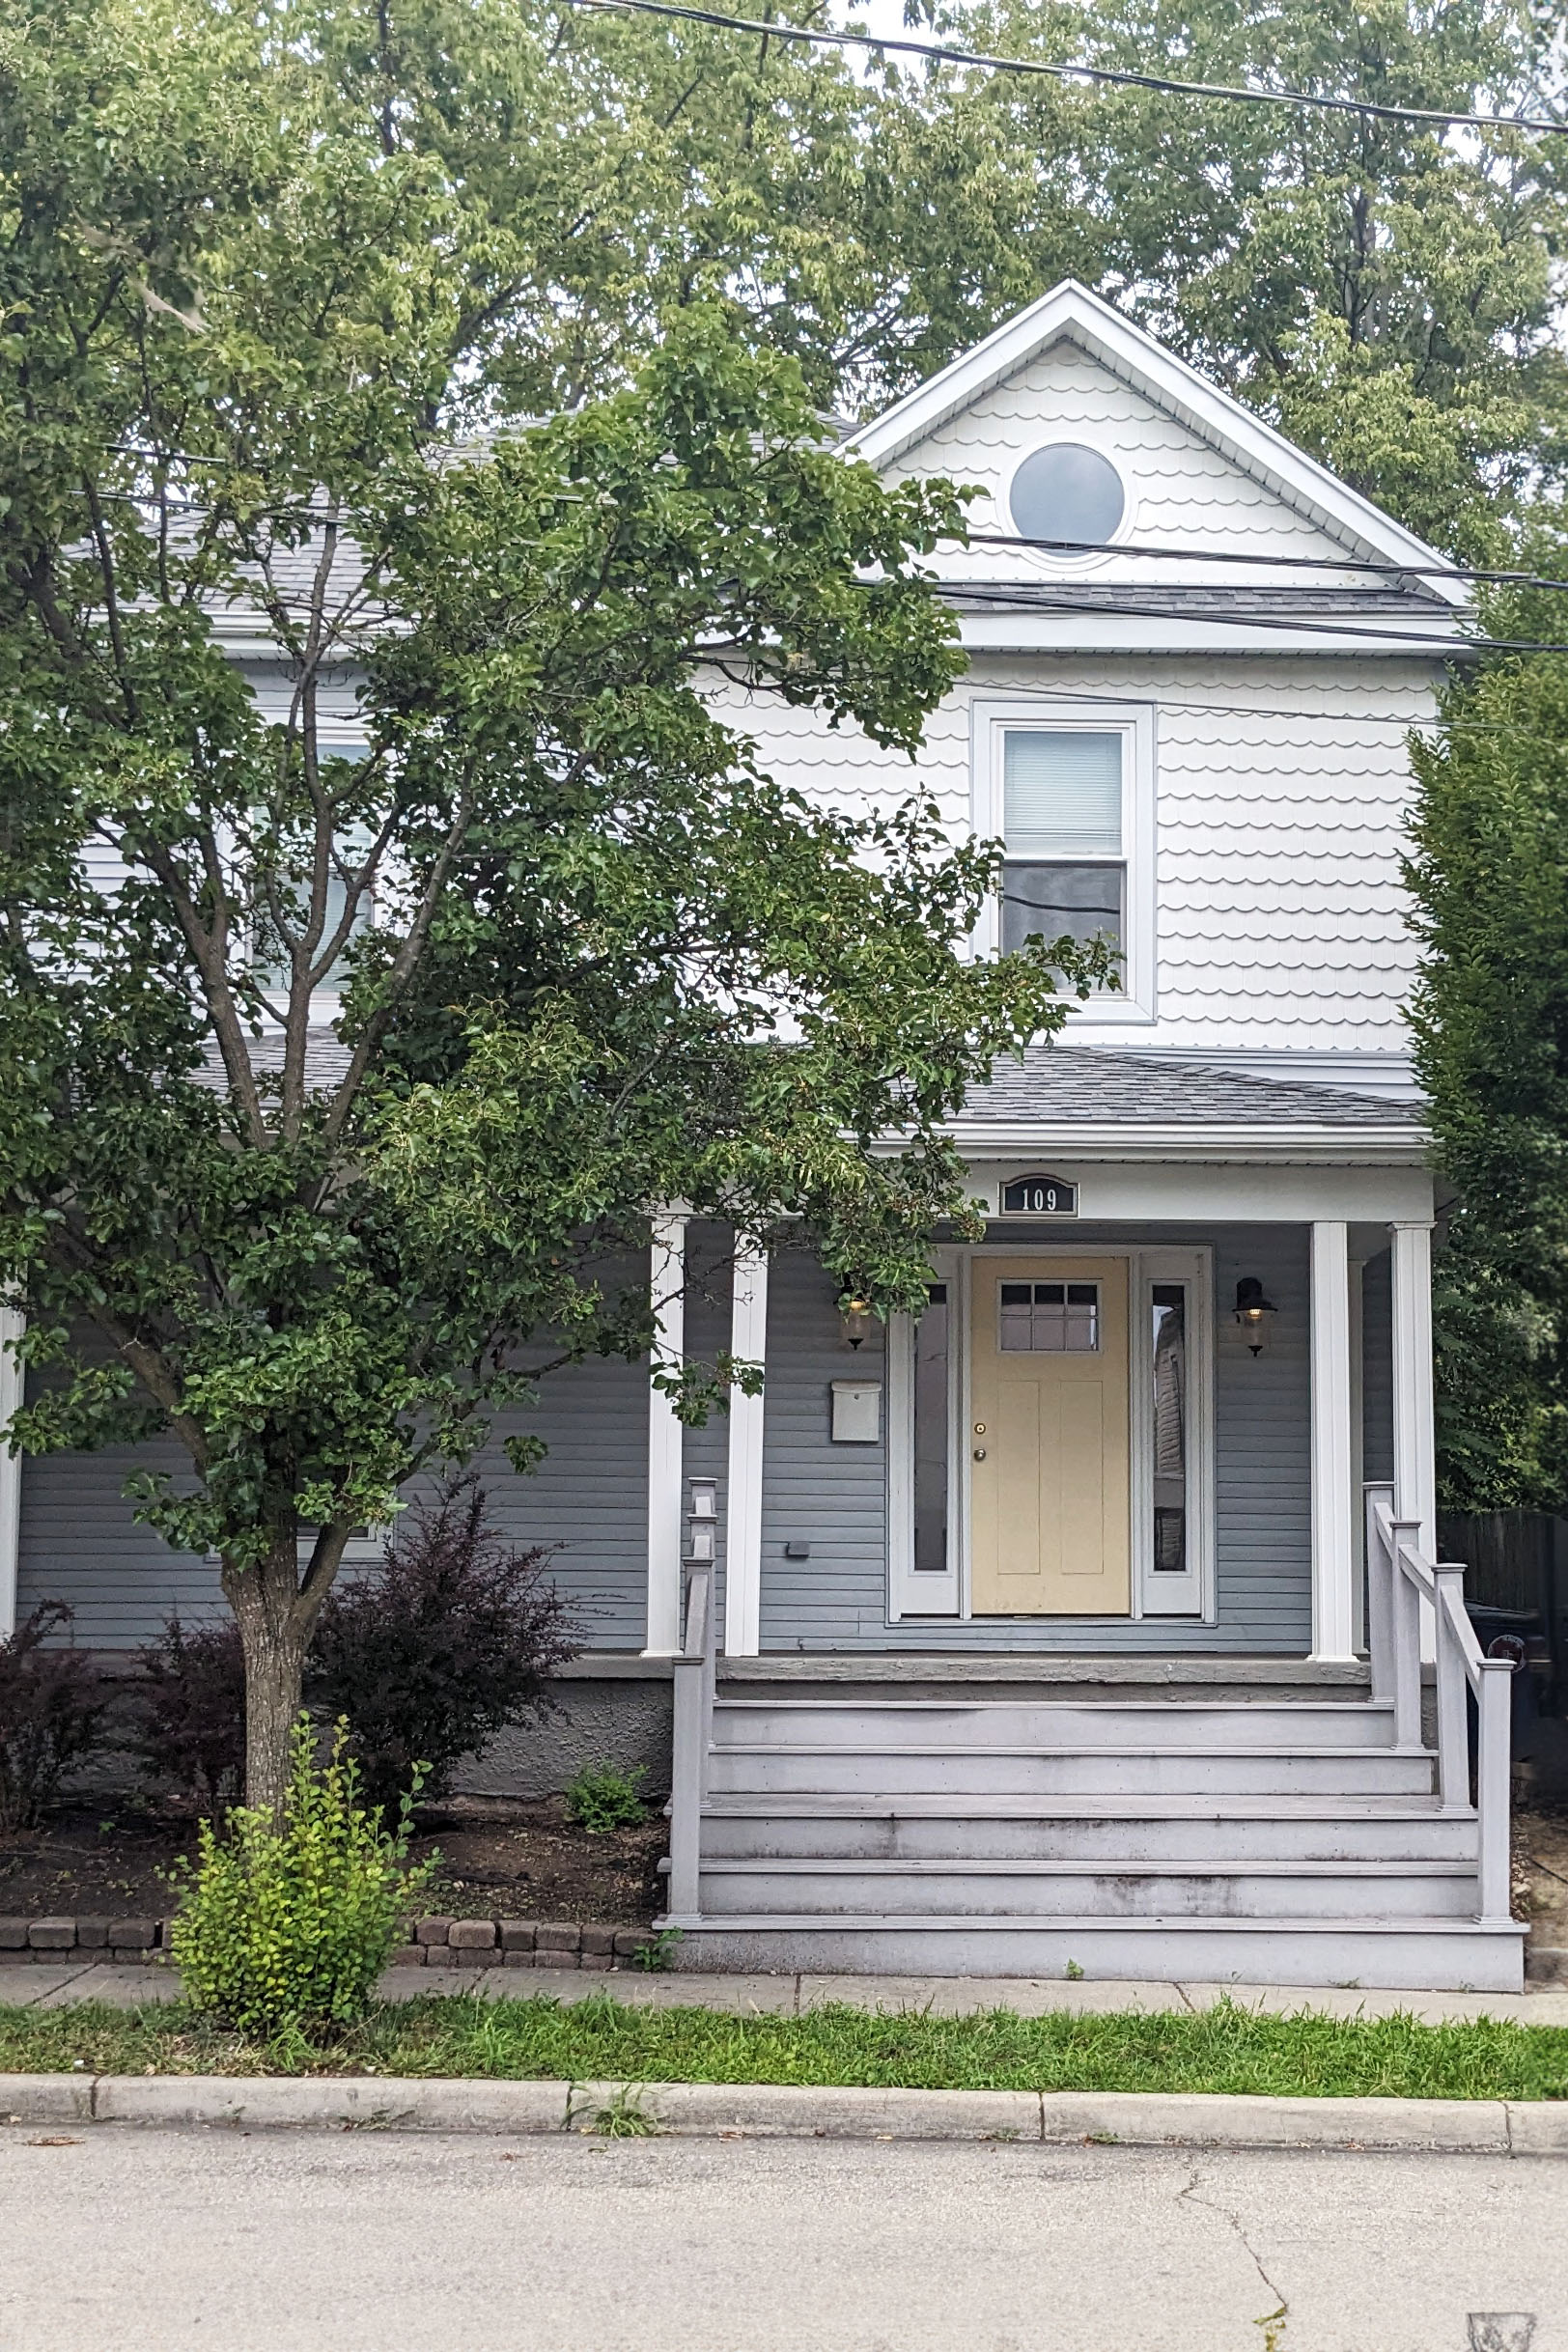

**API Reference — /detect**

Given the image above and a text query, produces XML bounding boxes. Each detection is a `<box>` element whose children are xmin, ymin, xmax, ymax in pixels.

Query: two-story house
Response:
<box><xmin>0</xmin><ymin>282</ymin><xmax>1524</xmax><ymax>1991</ymax></box>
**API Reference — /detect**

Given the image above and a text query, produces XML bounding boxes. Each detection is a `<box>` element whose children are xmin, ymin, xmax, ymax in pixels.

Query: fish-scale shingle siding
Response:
<box><xmin>877</xmin><ymin>341</ymin><xmax>1370</xmax><ymax>585</ymax></box>
<box><xmin>711</xmin><ymin>653</ymin><xmax>1432</xmax><ymax>1057</ymax></box>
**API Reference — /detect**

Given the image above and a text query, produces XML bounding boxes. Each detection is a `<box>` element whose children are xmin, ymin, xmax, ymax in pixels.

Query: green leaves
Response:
<box><xmin>0</xmin><ymin>5</ymin><xmax>1093</xmax><ymax>1673</ymax></box>
<box><xmin>168</xmin><ymin>1717</ymin><xmax>434</xmax><ymax>2032</ymax></box>
<box><xmin>1407</xmin><ymin>567</ymin><xmax>1568</xmax><ymax>1505</ymax></box>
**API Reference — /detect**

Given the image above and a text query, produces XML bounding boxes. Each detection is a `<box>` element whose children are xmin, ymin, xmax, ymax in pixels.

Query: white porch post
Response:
<box><xmin>0</xmin><ymin>1303</ymin><xmax>23</xmax><ymax>1640</ymax></box>
<box><xmin>1389</xmin><ymin>1219</ymin><xmax>1438</xmax><ymax>1559</ymax></box>
<box><xmin>643</xmin><ymin>1214</ymin><xmax>688</xmax><ymax>1659</ymax></box>
<box><xmin>1309</xmin><ymin>1220</ymin><xmax>1357</xmax><ymax>1662</ymax></box>
<box><xmin>723</xmin><ymin>1243</ymin><xmax>769</xmax><ymax>1658</ymax></box>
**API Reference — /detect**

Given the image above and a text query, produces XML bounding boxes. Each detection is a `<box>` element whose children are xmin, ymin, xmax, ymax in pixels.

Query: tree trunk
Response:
<box><xmin>222</xmin><ymin>1542</ymin><xmax>312</xmax><ymax>1820</ymax></box>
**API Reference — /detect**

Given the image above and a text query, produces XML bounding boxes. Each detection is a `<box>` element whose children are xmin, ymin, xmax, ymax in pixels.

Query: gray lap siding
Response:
<box><xmin>16</xmin><ymin>1221</ymin><xmax>1372</xmax><ymax>1656</ymax></box>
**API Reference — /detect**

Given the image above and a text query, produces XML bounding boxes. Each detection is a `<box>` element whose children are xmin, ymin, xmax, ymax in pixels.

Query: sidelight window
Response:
<box><xmin>911</xmin><ymin>1283</ymin><xmax>950</xmax><ymax>1575</ymax></box>
<box><xmin>1150</xmin><ymin>1281</ymin><xmax>1189</xmax><ymax>1574</ymax></box>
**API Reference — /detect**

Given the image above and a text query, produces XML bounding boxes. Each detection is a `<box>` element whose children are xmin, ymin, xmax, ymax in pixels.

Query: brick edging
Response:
<box><xmin>0</xmin><ymin>1916</ymin><xmax>658</xmax><ymax>1971</ymax></box>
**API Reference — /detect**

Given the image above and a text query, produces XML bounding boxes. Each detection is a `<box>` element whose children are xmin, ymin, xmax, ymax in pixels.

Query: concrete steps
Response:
<box><xmin>658</xmin><ymin>1683</ymin><xmax>1529</xmax><ymax>1993</ymax></box>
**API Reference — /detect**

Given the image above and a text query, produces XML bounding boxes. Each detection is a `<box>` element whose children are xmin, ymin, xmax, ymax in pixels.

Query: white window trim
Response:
<box><xmin>887</xmin><ymin>1247</ymin><xmax>962</xmax><ymax>1619</ymax></box>
<box><xmin>1130</xmin><ymin>1246</ymin><xmax>1215</xmax><ymax>1622</ymax></box>
<box><xmin>969</xmin><ymin>696</ymin><xmax>1157</xmax><ymax>1024</ymax></box>
<box><xmin>887</xmin><ymin>1242</ymin><xmax>1215</xmax><ymax>1626</ymax></box>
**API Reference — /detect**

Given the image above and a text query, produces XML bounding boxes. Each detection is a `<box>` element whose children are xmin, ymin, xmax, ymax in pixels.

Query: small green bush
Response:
<box><xmin>169</xmin><ymin>1717</ymin><xmax>434</xmax><ymax>2033</ymax></box>
<box><xmin>564</xmin><ymin>1760</ymin><xmax>649</xmax><ymax>1834</ymax></box>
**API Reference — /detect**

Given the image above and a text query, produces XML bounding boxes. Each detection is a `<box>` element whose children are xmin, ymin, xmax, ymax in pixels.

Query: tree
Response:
<box><xmin>0</xmin><ymin>0</ymin><xmax>1099</xmax><ymax>1812</ymax></box>
<box><xmin>1406</xmin><ymin>567</ymin><xmax>1568</xmax><ymax>1510</ymax></box>
<box><xmin>489</xmin><ymin>0</ymin><xmax>1568</xmax><ymax>554</ymax></box>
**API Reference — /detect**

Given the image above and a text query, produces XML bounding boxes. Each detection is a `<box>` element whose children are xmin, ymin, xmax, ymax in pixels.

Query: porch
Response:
<box><xmin>642</xmin><ymin>1064</ymin><xmax>1442</xmax><ymax>1667</ymax></box>
<box><xmin>643</xmin><ymin>1056</ymin><xmax>1525</xmax><ymax>1991</ymax></box>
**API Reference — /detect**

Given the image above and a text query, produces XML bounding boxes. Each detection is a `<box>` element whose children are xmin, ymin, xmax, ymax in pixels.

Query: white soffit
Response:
<box><xmin>844</xmin><ymin>280</ymin><xmax>1469</xmax><ymax>609</ymax></box>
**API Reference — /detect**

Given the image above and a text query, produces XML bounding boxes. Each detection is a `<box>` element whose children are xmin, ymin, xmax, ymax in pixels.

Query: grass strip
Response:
<box><xmin>1</xmin><ymin>1992</ymin><xmax>1566</xmax><ymax>2101</ymax></box>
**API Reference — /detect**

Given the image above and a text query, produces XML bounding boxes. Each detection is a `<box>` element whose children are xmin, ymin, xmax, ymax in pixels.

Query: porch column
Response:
<box><xmin>1389</xmin><ymin>1219</ymin><xmax>1438</xmax><ymax>1560</ymax></box>
<box><xmin>1309</xmin><ymin>1220</ymin><xmax>1357</xmax><ymax>1662</ymax></box>
<box><xmin>643</xmin><ymin>1213</ymin><xmax>688</xmax><ymax>1659</ymax></box>
<box><xmin>0</xmin><ymin>1303</ymin><xmax>23</xmax><ymax>1640</ymax></box>
<box><xmin>723</xmin><ymin>1242</ymin><xmax>769</xmax><ymax>1657</ymax></box>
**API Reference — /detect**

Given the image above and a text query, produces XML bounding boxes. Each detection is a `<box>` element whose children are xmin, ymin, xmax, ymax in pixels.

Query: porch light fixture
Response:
<box><xmin>1233</xmin><ymin>1276</ymin><xmax>1277</xmax><ymax>1356</ymax></box>
<box><xmin>840</xmin><ymin>1296</ymin><xmax>874</xmax><ymax>1351</ymax></box>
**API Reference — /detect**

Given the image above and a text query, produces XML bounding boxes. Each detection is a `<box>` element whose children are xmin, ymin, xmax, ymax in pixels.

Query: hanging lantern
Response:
<box><xmin>1233</xmin><ymin>1276</ymin><xmax>1278</xmax><ymax>1356</ymax></box>
<box><xmin>840</xmin><ymin>1296</ymin><xmax>874</xmax><ymax>1351</ymax></box>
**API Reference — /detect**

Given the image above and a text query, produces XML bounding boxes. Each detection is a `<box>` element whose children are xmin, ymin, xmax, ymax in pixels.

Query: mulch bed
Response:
<box><xmin>0</xmin><ymin>1792</ymin><xmax>667</xmax><ymax>1928</ymax></box>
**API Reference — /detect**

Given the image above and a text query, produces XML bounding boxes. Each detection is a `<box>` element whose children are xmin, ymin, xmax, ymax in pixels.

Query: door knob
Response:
<box><xmin>972</xmin><ymin>1446</ymin><xmax>987</xmax><ymax>1461</ymax></box>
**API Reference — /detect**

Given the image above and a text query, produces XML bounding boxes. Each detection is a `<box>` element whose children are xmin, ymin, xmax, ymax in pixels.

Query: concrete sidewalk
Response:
<box><xmin>6</xmin><ymin>1960</ymin><xmax>1568</xmax><ymax>2024</ymax></box>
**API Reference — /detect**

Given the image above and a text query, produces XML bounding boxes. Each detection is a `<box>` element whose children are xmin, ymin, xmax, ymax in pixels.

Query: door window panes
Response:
<box><xmin>998</xmin><ymin>1280</ymin><xmax>1100</xmax><ymax>1353</ymax></box>
<box><xmin>912</xmin><ymin>1284</ymin><xmax>949</xmax><ymax>1575</ymax></box>
<box><xmin>1151</xmin><ymin>1281</ymin><xmax>1188</xmax><ymax>1572</ymax></box>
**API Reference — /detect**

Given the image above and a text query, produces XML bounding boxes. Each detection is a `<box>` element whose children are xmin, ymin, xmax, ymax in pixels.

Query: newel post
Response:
<box><xmin>1363</xmin><ymin>1482</ymin><xmax>1395</xmax><ymax>1703</ymax></box>
<box><xmin>1387</xmin><ymin>1516</ymin><xmax>1424</xmax><ymax>1751</ymax></box>
<box><xmin>1431</xmin><ymin>1565</ymin><xmax>1470</xmax><ymax>1813</ymax></box>
<box><xmin>667</xmin><ymin>1569</ymin><xmax>712</xmax><ymax>1919</ymax></box>
<box><xmin>1475</xmin><ymin>1655</ymin><xmax>1514</xmax><ymax>1926</ymax></box>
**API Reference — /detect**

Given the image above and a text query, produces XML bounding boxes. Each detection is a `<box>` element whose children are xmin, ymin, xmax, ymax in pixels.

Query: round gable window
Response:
<box><xmin>1008</xmin><ymin>442</ymin><xmax>1126</xmax><ymax>552</ymax></box>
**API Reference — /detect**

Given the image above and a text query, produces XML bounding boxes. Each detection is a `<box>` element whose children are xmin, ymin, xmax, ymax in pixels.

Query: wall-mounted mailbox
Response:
<box><xmin>830</xmin><ymin>1378</ymin><xmax>882</xmax><ymax>1443</ymax></box>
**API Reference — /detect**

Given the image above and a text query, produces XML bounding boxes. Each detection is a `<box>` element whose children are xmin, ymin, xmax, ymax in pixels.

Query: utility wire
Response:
<box><xmin>926</xmin><ymin>579</ymin><xmax>1528</xmax><ymax>649</ymax></box>
<box><xmin>562</xmin><ymin>0</ymin><xmax>1568</xmax><ymax>137</ymax></box>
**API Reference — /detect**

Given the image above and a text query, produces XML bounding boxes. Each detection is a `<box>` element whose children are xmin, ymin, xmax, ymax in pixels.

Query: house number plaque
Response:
<box><xmin>1000</xmin><ymin>1173</ymin><xmax>1078</xmax><ymax>1217</ymax></box>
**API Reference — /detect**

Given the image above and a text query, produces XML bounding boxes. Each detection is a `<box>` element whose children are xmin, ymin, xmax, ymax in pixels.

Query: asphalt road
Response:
<box><xmin>0</xmin><ymin>2124</ymin><xmax>1557</xmax><ymax>2352</ymax></box>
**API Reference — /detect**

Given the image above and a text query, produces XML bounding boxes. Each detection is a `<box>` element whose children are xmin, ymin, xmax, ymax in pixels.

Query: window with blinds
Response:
<box><xmin>1000</xmin><ymin>728</ymin><xmax>1125</xmax><ymax>963</ymax></box>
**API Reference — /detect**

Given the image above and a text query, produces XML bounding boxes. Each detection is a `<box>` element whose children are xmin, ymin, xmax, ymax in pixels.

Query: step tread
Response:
<box><xmin>696</xmin><ymin>1857</ymin><xmax>1477</xmax><ymax>1880</ymax></box>
<box><xmin>702</xmin><ymin>1795</ymin><xmax>1466</xmax><ymax>1820</ymax></box>
<box><xmin>713</xmin><ymin>1742</ymin><xmax>1432</xmax><ymax>1761</ymax></box>
<box><xmin>717</xmin><ymin>1702</ymin><xmax>1395</xmax><ymax>1714</ymax></box>
<box><xmin>663</xmin><ymin>1911</ymin><xmax>1525</xmax><ymax>1939</ymax></box>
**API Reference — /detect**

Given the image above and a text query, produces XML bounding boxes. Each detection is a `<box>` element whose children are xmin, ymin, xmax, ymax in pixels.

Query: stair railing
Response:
<box><xmin>1364</xmin><ymin>1482</ymin><xmax>1513</xmax><ymax>1927</ymax></box>
<box><xmin>666</xmin><ymin>1566</ymin><xmax>715</xmax><ymax>1919</ymax></box>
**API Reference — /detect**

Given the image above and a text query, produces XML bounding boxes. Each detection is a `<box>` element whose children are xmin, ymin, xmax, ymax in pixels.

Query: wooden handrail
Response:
<box><xmin>1364</xmin><ymin>1486</ymin><xmax>1513</xmax><ymax>1925</ymax></box>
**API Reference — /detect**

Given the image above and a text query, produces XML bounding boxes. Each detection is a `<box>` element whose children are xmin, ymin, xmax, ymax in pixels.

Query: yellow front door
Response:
<box><xmin>968</xmin><ymin>1256</ymin><xmax>1131</xmax><ymax>1616</ymax></box>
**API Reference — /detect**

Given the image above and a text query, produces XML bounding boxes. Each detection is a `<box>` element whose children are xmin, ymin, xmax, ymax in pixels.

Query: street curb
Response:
<box><xmin>2</xmin><ymin>2073</ymin><xmax>1566</xmax><ymax>2152</ymax></box>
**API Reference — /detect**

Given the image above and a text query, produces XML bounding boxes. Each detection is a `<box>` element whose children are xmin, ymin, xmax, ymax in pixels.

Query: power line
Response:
<box><xmin>562</xmin><ymin>0</ymin><xmax>1568</xmax><ymax>137</ymax></box>
<box><xmin>926</xmin><ymin>579</ymin><xmax>1540</xmax><ymax>650</ymax></box>
<box><xmin>962</xmin><ymin>533</ymin><xmax>1568</xmax><ymax>594</ymax></box>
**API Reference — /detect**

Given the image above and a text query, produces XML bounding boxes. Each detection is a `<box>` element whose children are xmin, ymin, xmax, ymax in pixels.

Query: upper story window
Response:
<box><xmin>971</xmin><ymin>699</ymin><xmax>1157</xmax><ymax>1023</ymax></box>
<box><xmin>1008</xmin><ymin>443</ymin><xmax>1126</xmax><ymax>553</ymax></box>
<box><xmin>1001</xmin><ymin>729</ymin><xmax>1124</xmax><ymax>960</ymax></box>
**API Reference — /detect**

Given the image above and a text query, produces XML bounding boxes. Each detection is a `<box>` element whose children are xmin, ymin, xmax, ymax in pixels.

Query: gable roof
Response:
<box><xmin>846</xmin><ymin>281</ymin><xmax>1469</xmax><ymax>618</ymax></box>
